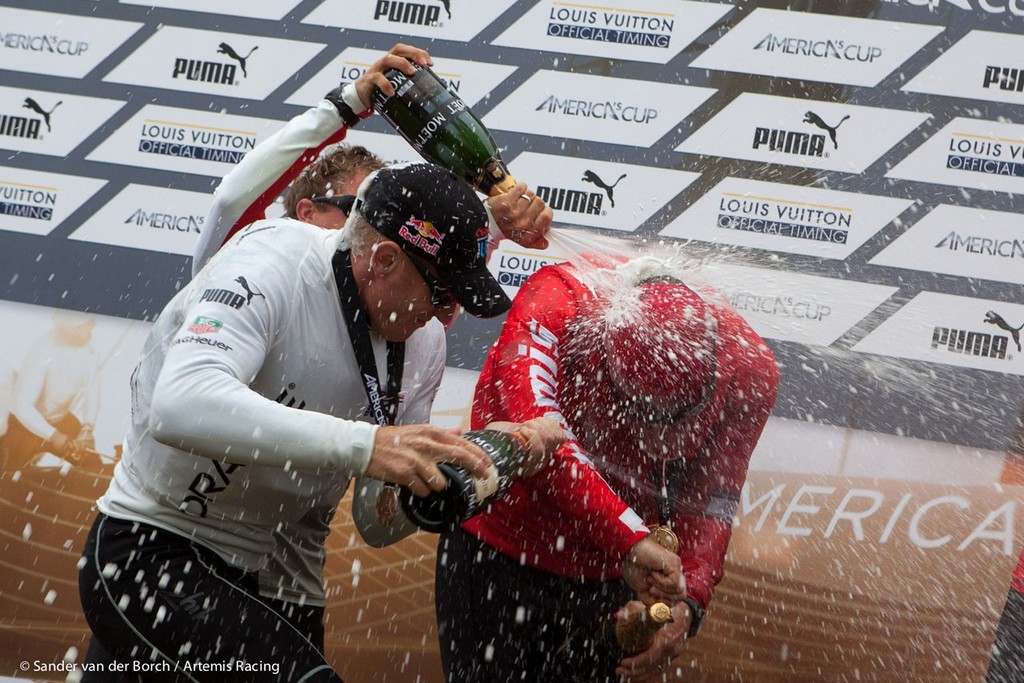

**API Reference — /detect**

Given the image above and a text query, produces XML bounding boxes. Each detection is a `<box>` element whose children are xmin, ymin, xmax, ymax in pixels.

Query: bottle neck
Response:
<box><xmin>614</xmin><ymin>603</ymin><xmax>673</xmax><ymax>654</ymax></box>
<box><xmin>487</xmin><ymin>174</ymin><xmax>518</xmax><ymax>196</ymax></box>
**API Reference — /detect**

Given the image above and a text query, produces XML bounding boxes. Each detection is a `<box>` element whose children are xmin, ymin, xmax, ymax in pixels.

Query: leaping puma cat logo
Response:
<box><xmin>984</xmin><ymin>310</ymin><xmax>1024</xmax><ymax>352</ymax></box>
<box><xmin>217</xmin><ymin>43</ymin><xmax>258</xmax><ymax>78</ymax></box>
<box><xmin>581</xmin><ymin>170</ymin><xmax>627</xmax><ymax>208</ymax></box>
<box><xmin>23</xmin><ymin>97</ymin><xmax>62</xmax><ymax>132</ymax></box>
<box><xmin>235</xmin><ymin>276</ymin><xmax>265</xmax><ymax>305</ymax></box>
<box><xmin>803</xmin><ymin>111</ymin><xmax>849</xmax><ymax>150</ymax></box>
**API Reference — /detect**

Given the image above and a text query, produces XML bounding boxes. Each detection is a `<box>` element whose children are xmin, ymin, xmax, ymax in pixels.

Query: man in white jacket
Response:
<box><xmin>77</xmin><ymin>46</ymin><xmax>560</xmax><ymax>681</ymax></box>
<box><xmin>184</xmin><ymin>43</ymin><xmax>554</xmax><ymax>662</ymax></box>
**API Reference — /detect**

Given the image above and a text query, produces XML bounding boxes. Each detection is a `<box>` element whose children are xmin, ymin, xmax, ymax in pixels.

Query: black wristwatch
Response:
<box><xmin>324</xmin><ymin>87</ymin><xmax>361</xmax><ymax>127</ymax></box>
<box><xmin>682</xmin><ymin>596</ymin><xmax>706</xmax><ymax>638</ymax></box>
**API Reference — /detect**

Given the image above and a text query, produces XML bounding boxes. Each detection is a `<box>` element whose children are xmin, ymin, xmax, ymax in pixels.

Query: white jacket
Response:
<box><xmin>100</xmin><ymin>222</ymin><xmax>444</xmax><ymax>586</ymax></box>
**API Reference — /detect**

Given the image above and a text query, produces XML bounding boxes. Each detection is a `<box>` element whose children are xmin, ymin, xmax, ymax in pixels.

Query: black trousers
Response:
<box><xmin>988</xmin><ymin>587</ymin><xmax>1024</xmax><ymax>683</ymax></box>
<box><xmin>78</xmin><ymin>513</ymin><xmax>342</xmax><ymax>682</ymax></box>
<box><xmin>435</xmin><ymin>528</ymin><xmax>633</xmax><ymax>683</ymax></box>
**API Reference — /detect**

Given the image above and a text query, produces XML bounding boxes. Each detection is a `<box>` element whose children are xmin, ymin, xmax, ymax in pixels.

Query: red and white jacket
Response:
<box><xmin>464</xmin><ymin>263</ymin><xmax>779</xmax><ymax>610</ymax></box>
<box><xmin>1012</xmin><ymin>551</ymin><xmax>1024</xmax><ymax>594</ymax></box>
<box><xmin>192</xmin><ymin>86</ymin><xmax>370</xmax><ymax>275</ymax></box>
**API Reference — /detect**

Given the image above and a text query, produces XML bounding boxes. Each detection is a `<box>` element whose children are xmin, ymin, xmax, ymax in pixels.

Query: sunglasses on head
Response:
<box><xmin>310</xmin><ymin>194</ymin><xmax>357</xmax><ymax>215</ymax></box>
<box><xmin>405</xmin><ymin>254</ymin><xmax>457</xmax><ymax>310</ymax></box>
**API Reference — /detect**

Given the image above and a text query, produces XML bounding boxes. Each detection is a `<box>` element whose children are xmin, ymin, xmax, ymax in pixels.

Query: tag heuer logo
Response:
<box><xmin>188</xmin><ymin>316</ymin><xmax>223</xmax><ymax>334</ymax></box>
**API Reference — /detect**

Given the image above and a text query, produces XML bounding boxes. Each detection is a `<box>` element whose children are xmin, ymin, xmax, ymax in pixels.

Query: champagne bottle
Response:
<box><xmin>614</xmin><ymin>602</ymin><xmax>674</xmax><ymax>654</ymax></box>
<box><xmin>557</xmin><ymin>603</ymin><xmax>674</xmax><ymax>679</ymax></box>
<box><xmin>399</xmin><ymin>429</ymin><xmax>528</xmax><ymax>532</ymax></box>
<box><xmin>371</xmin><ymin>63</ymin><xmax>517</xmax><ymax>196</ymax></box>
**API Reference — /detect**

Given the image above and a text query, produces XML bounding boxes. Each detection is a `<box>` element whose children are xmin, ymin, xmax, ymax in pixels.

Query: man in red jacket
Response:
<box><xmin>436</xmin><ymin>261</ymin><xmax>780</xmax><ymax>682</ymax></box>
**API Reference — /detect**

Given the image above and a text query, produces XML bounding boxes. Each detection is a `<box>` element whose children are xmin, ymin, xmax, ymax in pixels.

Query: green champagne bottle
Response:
<box><xmin>399</xmin><ymin>429</ymin><xmax>528</xmax><ymax>532</ymax></box>
<box><xmin>371</xmin><ymin>63</ymin><xmax>517</xmax><ymax>196</ymax></box>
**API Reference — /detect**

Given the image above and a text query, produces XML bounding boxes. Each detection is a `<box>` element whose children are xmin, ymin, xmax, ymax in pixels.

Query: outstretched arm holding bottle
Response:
<box><xmin>352</xmin><ymin>416</ymin><xmax>565</xmax><ymax>547</ymax></box>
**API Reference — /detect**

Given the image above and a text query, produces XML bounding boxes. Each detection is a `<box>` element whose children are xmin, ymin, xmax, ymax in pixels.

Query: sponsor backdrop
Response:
<box><xmin>1</xmin><ymin>0</ymin><xmax>1022</xmax><ymax>681</ymax></box>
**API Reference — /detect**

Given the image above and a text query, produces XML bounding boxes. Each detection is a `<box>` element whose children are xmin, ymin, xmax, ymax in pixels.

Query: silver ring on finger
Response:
<box><xmin>518</xmin><ymin>194</ymin><xmax>532</xmax><ymax>204</ymax></box>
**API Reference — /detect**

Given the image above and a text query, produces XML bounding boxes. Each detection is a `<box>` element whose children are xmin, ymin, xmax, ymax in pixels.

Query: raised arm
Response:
<box><xmin>194</xmin><ymin>44</ymin><xmax>434</xmax><ymax>274</ymax></box>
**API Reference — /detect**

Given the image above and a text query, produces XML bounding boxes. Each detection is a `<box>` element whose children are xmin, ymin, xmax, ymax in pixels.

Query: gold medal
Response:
<box><xmin>376</xmin><ymin>485</ymin><xmax>399</xmax><ymax>525</ymax></box>
<box><xmin>650</xmin><ymin>524</ymin><xmax>679</xmax><ymax>554</ymax></box>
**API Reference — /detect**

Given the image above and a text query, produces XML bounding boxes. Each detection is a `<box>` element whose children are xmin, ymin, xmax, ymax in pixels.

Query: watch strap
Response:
<box><xmin>324</xmin><ymin>87</ymin><xmax>361</xmax><ymax>127</ymax></box>
<box><xmin>682</xmin><ymin>596</ymin><xmax>706</xmax><ymax>638</ymax></box>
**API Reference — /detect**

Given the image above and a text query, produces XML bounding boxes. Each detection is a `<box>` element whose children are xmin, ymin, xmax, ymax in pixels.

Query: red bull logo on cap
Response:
<box><xmin>476</xmin><ymin>227</ymin><xmax>489</xmax><ymax>260</ymax></box>
<box><xmin>398</xmin><ymin>216</ymin><xmax>443</xmax><ymax>256</ymax></box>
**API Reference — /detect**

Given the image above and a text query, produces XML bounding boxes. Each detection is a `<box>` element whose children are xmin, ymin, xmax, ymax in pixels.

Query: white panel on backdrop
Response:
<box><xmin>660</xmin><ymin>177</ymin><xmax>913</xmax><ymax>259</ymax></box>
<box><xmin>286</xmin><ymin>48</ymin><xmax>517</xmax><ymax>109</ymax></box>
<box><xmin>103</xmin><ymin>27</ymin><xmax>325</xmax><ymax>101</ymax></box>
<box><xmin>843</xmin><ymin>428</ymin><xmax>1006</xmax><ymax>485</ymax></box>
<box><xmin>68</xmin><ymin>184</ymin><xmax>210</xmax><ymax>257</ymax></box>
<box><xmin>886</xmin><ymin>117</ymin><xmax>1024</xmax><ymax>194</ymax></box>
<box><xmin>506</xmin><ymin>152</ymin><xmax>699</xmax><ymax>232</ymax></box>
<box><xmin>86</xmin><ymin>106</ymin><xmax>286</xmax><ymax>177</ymax></box>
<box><xmin>492</xmin><ymin>0</ymin><xmax>734</xmax><ymax>65</ymax></box>
<box><xmin>303</xmin><ymin>0</ymin><xmax>518</xmax><ymax>41</ymax></box>
<box><xmin>678</xmin><ymin>93</ymin><xmax>929</xmax><ymax>174</ymax></box>
<box><xmin>882</xmin><ymin>0</ymin><xmax>1024</xmax><ymax>20</ymax></box>
<box><xmin>854</xmin><ymin>292</ymin><xmax>1024</xmax><ymax>375</ymax></box>
<box><xmin>0</xmin><ymin>170</ymin><xmax>106</xmax><ymax>238</ymax></box>
<box><xmin>0</xmin><ymin>8</ymin><xmax>144</xmax><ymax>79</ymax></box>
<box><xmin>485</xmin><ymin>228</ymin><xmax>657</xmax><ymax>300</ymax></box>
<box><xmin>691</xmin><ymin>9</ymin><xmax>943</xmax><ymax>87</ymax></box>
<box><xmin>0</xmin><ymin>86</ymin><xmax>124</xmax><ymax>157</ymax></box>
<box><xmin>903</xmin><ymin>30</ymin><xmax>1024</xmax><ymax>105</ymax></box>
<box><xmin>696</xmin><ymin>263</ymin><xmax>898</xmax><ymax>346</ymax></box>
<box><xmin>429</xmin><ymin>366</ymin><xmax>480</xmax><ymax>431</ymax></box>
<box><xmin>118</xmin><ymin>0</ymin><xmax>304</xmax><ymax>20</ymax></box>
<box><xmin>747</xmin><ymin>417</ymin><xmax>847</xmax><ymax>475</ymax></box>
<box><xmin>869</xmin><ymin>204</ymin><xmax>1024</xmax><ymax>285</ymax></box>
<box><xmin>749</xmin><ymin>416</ymin><xmax>1006</xmax><ymax>483</ymax></box>
<box><xmin>484</xmin><ymin>71</ymin><xmax>715</xmax><ymax>147</ymax></box>
<box><xmin>487</xmin><ymin>241</ymin><xmax>570</xmax><ymax>298</ymax></box>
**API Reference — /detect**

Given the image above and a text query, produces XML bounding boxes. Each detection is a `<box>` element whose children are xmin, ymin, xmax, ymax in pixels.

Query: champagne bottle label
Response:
<box><xmin>374</xmin><ymin>67</ymin><xmax>463</xmax><ymax>155</ymax></box>
<box><xmin>371</xmin><ymin>64</ymin><xmax>516</xmax><ymax>195</ymax></box>
<box><xmin>473</xmin><ymin>464</ymin><xmax>501</xmax><ymax>502</ymax></box>
<box><xmin>398</xmin><ymin>430</ymin><xmax>527</xmax><ymax>532</ymax></box>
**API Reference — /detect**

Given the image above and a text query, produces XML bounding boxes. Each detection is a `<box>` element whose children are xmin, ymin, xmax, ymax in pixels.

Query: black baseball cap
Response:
<box><xmin>353</xmin><ymin>163</ymin><xmax>510</xmax><ymax>318</ymax></box>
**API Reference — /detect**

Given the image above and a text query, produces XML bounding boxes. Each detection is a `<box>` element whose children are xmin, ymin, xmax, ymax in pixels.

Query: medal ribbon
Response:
<box><xmin>331</xmin><ymin>249</ymin><xmax>404</xmax><ymax>427</ymax></box>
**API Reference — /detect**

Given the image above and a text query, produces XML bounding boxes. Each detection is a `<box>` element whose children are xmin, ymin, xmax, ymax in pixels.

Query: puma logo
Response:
<box><xmin>235</xmin><ymin>276</ymin><xmax>264</xmax><ymax>305</ymax></box>
<box><xmin>216</xmin><ymin>42</ymin><xmax>258</xmax><ymax>78</ymax></box>
<box><xmin>23</xmin><ymin>97</ymin><xmax>62</xmax><ymax>132</ymax></box>
<box><xmin>803</xmin><ymin>111</ymin><xmax>849</xmax><ymax>150</ymax></box>
<box><xmin>581</xmin><ymin>170</ymin><xmax>627</xmax><ymax>208</ymax></box>
<box><xmin>159</xmin><ymin>591</ymin><xmax>215</xmax><ymax>622</ymax></box>
<box><xmin>439</xmin><ymin>0</ymin><xmax>452</xmax><ymax>18</ymax></box>
<box><xmin>984</xmin><ymin>310</ymin><xmax>1023</xmax><ymax>352</ymax></box>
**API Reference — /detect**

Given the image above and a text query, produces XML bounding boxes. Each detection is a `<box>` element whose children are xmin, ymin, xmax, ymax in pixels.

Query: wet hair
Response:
<box><xmin>283</xmin><ymin>144</ymin><xmax>385</xmax><ymax>218</ymax></box>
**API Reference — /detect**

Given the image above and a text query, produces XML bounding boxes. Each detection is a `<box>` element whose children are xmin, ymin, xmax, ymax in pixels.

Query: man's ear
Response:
<box><xmin>368</xmin><ymin>241</ymin><xmax>403</xmax><ymax>277</ymax></box>
<box><xmin>295</xmin><ymin>197</ymin><xmax>319</xmax><ymax>223</ymax></box>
